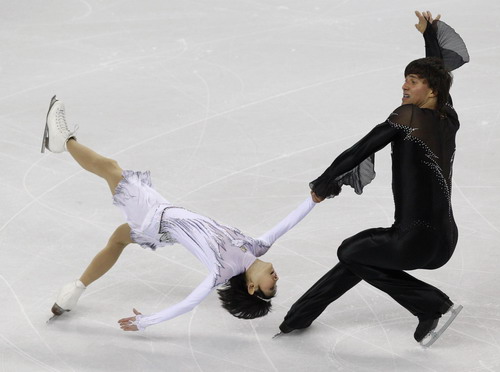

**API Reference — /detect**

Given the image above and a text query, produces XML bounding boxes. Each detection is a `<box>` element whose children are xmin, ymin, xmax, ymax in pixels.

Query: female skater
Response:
<box><xmin>278</xmin><ymin>11</ymin><xmax>469</xmax><ymax>347</ymax></box>
<box><xmin>42</xmin><ymin>99</ymin><xmax>316</xmax><ymax>331</ymax></box>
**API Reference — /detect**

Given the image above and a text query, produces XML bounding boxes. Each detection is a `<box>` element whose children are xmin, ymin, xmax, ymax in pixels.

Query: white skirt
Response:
<box><xmin>112</xmin><ymin>170</ymin><xmax>171</xmax><ymax>250</ymax></box>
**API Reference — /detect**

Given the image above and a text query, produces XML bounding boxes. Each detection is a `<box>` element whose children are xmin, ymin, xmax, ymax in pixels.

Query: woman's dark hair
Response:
<box><xmin>404</xmin><ymin>57</ymin><xmax>453</xmax><ymax>112</ymax></box>
<box><xmin>217</xmin><ymin>272</ymin><xmax>273</xmax><ymax>319</ymax></box>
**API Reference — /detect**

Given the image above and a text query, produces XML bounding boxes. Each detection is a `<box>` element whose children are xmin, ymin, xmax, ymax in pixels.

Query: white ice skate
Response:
<box><xmin>420</xmin><ymin>304</ymin><xmax>463</xmax><ymax>348</ymax></box>
<box><xmin>41</xmin><ymin>95</ymin><xmax>78</xmax><ymax>153</ymax></box>
<box><xmin>50</xmin><ymin>280</ymin><xmax>86</xmax><ymax>318</ymax></box>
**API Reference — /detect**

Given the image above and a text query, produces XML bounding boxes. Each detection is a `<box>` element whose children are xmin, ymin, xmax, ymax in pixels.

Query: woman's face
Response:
<box><xmin>402</xmin><ymin>74</ymin><xmax>437</xmax><ymax>109</ymax></box>
<box><xmin>256</xmin><ymin>263</ymin><xmax>279</xmax><ymax>297</ymax></box>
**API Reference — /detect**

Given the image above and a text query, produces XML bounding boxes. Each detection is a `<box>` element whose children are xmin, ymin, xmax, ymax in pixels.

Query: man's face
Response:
<box><xmin>402</xmin><ymin>74</ymin><xmax>436</xmax><ymax>109</ymax></box>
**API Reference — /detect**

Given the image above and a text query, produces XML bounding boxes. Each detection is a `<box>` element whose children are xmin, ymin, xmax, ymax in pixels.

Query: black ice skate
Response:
<box><xmin>415</xmin><ymin>304</ymin><xmax>463</xmax><ymax>348</ymax></box>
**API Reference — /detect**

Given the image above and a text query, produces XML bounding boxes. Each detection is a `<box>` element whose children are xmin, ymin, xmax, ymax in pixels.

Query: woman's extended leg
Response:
<box><xmin>79</xmin><ymin>223</ymin><xmax>133</xmax><ymax>286</ymax></box>
<box><xmin>51</xmin><ymin>224</ymin><xmax>133</xmax><ymax>316</ymax></box>
<box><xmin>44</xmin><ymin>97</ymin><xmax>134</xmax><ymax>315</ymax></box>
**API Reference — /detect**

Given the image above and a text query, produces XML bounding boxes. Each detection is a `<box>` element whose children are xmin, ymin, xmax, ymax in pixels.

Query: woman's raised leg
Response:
<box><xmin>42</xmin><ymin>95</ymin><xmax>123</xmax><ymax>195</ymax></box>
<box><xmin>66</xmin><ymin>139</ymin><xmax>123</xmax><ymax>195</ymax></box>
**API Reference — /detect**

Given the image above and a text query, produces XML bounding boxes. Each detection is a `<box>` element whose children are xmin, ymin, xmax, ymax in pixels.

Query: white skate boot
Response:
<box><xmin>41</xmin><ymin>95</ymin><xmax>78</xmax><ymax>153</ymax></box>
<box><xmin>51</xmin><ymin>280</ymin><xmax>86</xmax><ymax>316</ymax></box>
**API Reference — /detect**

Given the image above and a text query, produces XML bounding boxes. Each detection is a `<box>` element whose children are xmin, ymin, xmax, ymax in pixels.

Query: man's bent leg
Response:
<box><xmin>280</xmin><ymin>262</ymin><xmax>361</xmax><ymax>333</ymax></box>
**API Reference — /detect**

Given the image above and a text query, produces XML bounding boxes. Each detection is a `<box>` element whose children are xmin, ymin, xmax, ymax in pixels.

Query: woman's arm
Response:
<box><xmin>118</xmin><ymin>274</ymin><xmax>214</xmax><ymax>331</ymax></box>
<box><xmin>252</xmin><ymin>196</ymin><xmax>316</xmax><ymax>255</ymax></box>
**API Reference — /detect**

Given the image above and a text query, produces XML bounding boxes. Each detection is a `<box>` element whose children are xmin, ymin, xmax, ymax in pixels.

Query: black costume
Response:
<box><xmin>280</xmin><ymin>19</ymin><xmax>469</xmax><ymax>334</ymax></box>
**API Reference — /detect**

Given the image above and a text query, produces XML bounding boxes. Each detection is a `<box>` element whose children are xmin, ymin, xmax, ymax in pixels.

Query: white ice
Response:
<box><xmin>1</xmin><ymin>1</ymin><xmax>499</xmax><ymax>371</ymax></box>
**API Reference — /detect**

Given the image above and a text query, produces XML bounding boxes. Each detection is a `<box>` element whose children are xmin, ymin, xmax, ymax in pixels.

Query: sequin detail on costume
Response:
<box><xmin>388</xmin><ymin>117</ymin><xmax>453</xmax><ymax>217</ymax></box>
<box><xmin>400</xmin><ymin>219</ymin><xmax>436</xmax><ymax>233</ymax></box>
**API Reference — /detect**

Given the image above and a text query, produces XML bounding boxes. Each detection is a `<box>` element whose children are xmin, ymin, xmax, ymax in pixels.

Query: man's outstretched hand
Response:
<box><xmin>415</xmin><ymin>10</ymin><xmax>441</xmax><ymax>34</ymax></box>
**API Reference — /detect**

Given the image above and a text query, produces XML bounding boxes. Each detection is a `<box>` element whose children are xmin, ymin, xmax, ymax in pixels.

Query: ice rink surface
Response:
<box><xmin>1</xmin><ymin>0</ymin><xmax>499</xmax><ymax>371</ymax></box>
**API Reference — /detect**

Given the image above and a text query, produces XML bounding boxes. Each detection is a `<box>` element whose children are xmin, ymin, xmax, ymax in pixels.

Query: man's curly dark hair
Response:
<box><xmin>404</xmin><ymin>56</ymin><xmax>453</xmax><ymax>113</ymax></box>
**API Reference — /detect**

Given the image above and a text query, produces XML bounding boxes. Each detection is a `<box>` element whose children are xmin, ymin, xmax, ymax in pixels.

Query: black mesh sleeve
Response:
<box><xmin>424</xmin><ymin>20</ymin><xmax>470</xmax><ymax>71</ymax></box>
<box><xmin>310</xmin><ymin>122</ymin><xmax>399</xmax><ymax>199</ymax></box>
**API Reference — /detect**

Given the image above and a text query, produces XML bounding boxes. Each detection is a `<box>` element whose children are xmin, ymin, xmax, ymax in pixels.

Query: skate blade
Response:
<box><xmin>272</xmin><ymin>332</ymin><xmax>283</xmax><ymax>339</ymax></box>
<box><xmin>420</xmin><ymin>305</ymin><xmax>463</xmax><ymax>348</ymax></box>
<box><xmin>46</xmin><ymin>314</ymin><xmax>60</xmax><ymax>324</ymax></box>
<box><xmin>41</xmin><ymin>124</ymin><xmax>48</xmax><ymax>153</ymax></box>
<box><xmin>41</xmin><ymin>95</ymin><xmax>58</xmax><ymax>153</ymax></box>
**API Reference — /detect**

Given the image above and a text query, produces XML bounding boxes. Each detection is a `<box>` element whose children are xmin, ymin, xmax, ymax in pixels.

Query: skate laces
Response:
<box><xmin>56</xmin><ymin>106</ymin><xmax>79</xmax><ymax>137</ymax></box>
<box><xmin>55</xmin><ymin>106</ymin><xmax>68</xmax><ymax>132</ymax></box>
